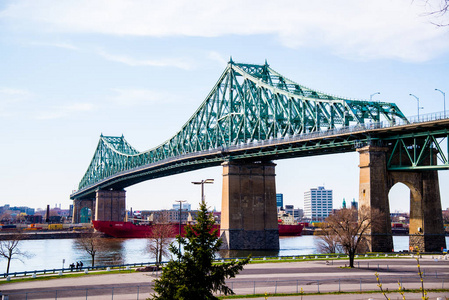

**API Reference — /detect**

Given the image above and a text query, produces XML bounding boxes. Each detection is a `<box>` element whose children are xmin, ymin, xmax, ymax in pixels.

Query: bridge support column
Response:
<box><xmin>95</xmin><ymin>189</ymin><xmax>126</xmax><ymax>222</ymax></box>
<box><xmin>389</xmin><ymin>170</ymin><xmax>446</xmax><ymax>252</ymax></box>
<box><xmin>357</xmin><ymin>146</ymin><xmax>393</xmax><ymax>252</ymax></box>
<box><xmin>220</xmin><ymin>161</ymin><xmax>279</xmax><ymax>250</ymax></box>
<box><xmin>358</xmin><ymin>146</ymin><xmax>446</xmax><ymax>252</ymax></box>
<box><xmin>72</xmin><ymin>199</ymin><xmax>96</xmax><ymax>224</ymax></box>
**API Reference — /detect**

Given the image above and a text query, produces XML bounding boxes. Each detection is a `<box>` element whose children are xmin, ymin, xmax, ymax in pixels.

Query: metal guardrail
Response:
<box><xmin>1</xmin><ymin>261</ymin><xmax>156</xmax><ymax>278</ymax></box>
<box><xmin>0</xmin><ymin>254</ymin><xmax>339</xmax><ymax>278</ymax></box>
<box><xmin>3</xmin><ymin>252</ymin><xmax>445</xmax><ymax>278</ymax></box>
<box><xmin>223</xmin><ymin>275</ymin><xmax>449</xmax><ymax>296</ymax></box>
<box><xmin>3</xmin><ymin>275</ymin><xmax>448</xmax><ymax>299</ymax></box>
<box><xmin>3</xmin><ymin>254</ymin><xmax>449</xmax><ymax>299</ymax></box>
<box><xmin>2</xmin><ymin>284</ymin><xmax>153</xmax><ymax>300</ymax></box>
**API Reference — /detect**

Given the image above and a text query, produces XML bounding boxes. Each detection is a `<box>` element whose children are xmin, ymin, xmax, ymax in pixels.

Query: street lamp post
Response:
<box><xmin>435</xmin><ymin>88</ymin><xmax>446</xmax><ymax>118</ymax></box>
<box><xmin>175</xmin><ymin>200</ymin><xmax>186</xmax><ymax>238</ymax></box>
<box><xmin>370</xmin><ymin>92</ymin><xmax>380</xmax><ymax>102</ymax></box>
<box><xmin>175</xmin><ymin>200</ymin><xmax>186</xmax><ymax>254</ymax></box>
<box><xmin>191</xmin><ymin>179</ymin><xmax>214</xmax><ymax>204</ymax></box>
<box><xmin>409</xmin><ymin>93</ymin><xmax>423</xmax><ymax>120</ymax></box>
<box><xmin>370</xmin><ymin>92</ymin><xmax>381</xmax><ymax>122</ymax></box>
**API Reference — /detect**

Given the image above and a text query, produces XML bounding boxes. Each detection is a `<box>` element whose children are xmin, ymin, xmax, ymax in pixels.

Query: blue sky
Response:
<box><xmin>1</xmin><ymin>0</ymin><xmax>448</xmax><ymax>213</ymax></box>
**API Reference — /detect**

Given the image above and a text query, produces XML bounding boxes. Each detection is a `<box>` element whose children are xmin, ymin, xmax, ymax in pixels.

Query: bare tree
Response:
<box><xmin>324</xmin><ymin>206</ymin><xmax>382</xmax><ymax>268</ymax></box>
<box><xmin>0</xmin><ymin>232</ymin><xmax>32</xmax><ymax>275</ymax></box>
<box><xmin>421</xmin><ymin>0</ymin><xmax>449</xmax><ymax>26</ymax></box>
<box><xmin>0</xmin><ymin>212</ymin><xmax>11</xmax><ymax>223</ymax></box>
<box><xmin>146</xmin><ymin>223</ymin><xmax>175</xmax><ymax>268</ymax></box>
<box><xmin>75</xmin><ymin>231</ymin><xmax>106</xmax><ymax>267</ymax></box>
<box><xmin>316</xmin><ymin>228</ymin><xmax>343</xmax><ymax>254</ymax></box>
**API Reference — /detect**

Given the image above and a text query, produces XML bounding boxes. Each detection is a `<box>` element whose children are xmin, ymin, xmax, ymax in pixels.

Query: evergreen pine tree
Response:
<box><xmin>150</xmin><ymin>201</ymin><xmax>249</xmax><ymax>299</ymax></box>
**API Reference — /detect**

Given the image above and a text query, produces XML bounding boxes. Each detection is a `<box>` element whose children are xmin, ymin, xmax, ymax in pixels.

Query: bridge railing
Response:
<box><xmin>113</xmin><ymin>110</ymin><xmax>449</xmax><ymax>170</ymax></box>
<box><xmin>224</xmin><ymin>110</ymin><xmax>448</xmax><ymax>152</ymax></box>
<box><xmin>406</xmin><ymin>110</ymin><xmax>448</xmax><ymax>124</ymax></box>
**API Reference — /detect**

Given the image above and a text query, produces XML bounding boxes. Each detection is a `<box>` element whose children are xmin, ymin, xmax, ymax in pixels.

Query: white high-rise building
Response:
<box><xmin>304</xmin><ymin>186</ymin><xmax>333</xmax><ymax>221</ymax></box>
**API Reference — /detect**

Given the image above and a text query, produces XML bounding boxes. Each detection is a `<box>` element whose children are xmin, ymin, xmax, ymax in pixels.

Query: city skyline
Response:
<box><xmin>1</xmin><ymin>1</ymin><xmax>448</xmax><ymax>213</ymax></box>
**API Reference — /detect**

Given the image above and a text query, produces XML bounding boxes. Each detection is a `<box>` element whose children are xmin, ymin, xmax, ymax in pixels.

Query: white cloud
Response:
<box><xmin>28</xmin><ymin>41</ymin><xmax>79</xmax><ymax>51</ymax></box>
<box><xmin>96</xmin><ymin>49</ymin><xmax>193</xmax><ymax>69</ymax></box>
<box><xmin>0</xmin><ymin>87</ymin><xmax>32</xmax><ymax>117</ymax></box>
<box><xmin>110</xmin><ymin>88</ymin><xmax>177</xmax><ymax>106</ymax></box>
<box><xmin>24</xmin><ymin>41</ymin><xmax>193</xmax><ymax>69</ymax></box>
<box><xmin>36</xmin><ymin>103</ymin><xmax>94</xmax><ymax>120</ymax></box>
<box><xmin>0</xmin><ymin>88</ymin><xmax>94</xmax><ymax>120</ymax></box>
<box><xmin>207</xmin><ymin>52</ymin><xmax>228</xmax><ymax>67</ymax></box>
<box><xmin>1</xmin><ymin>0</ymin><xmax>449</xmax><ymax>62</ymax></box>
<box><xmin>0</xmin><ymin>87</ymin><xmax>32</xmax><ymax>98</ymax></box>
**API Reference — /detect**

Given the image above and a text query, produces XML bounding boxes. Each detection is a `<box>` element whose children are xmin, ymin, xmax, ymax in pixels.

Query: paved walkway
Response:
<box><xmin>1</xmin><ymin>257</ymin><xmax>449</xmax><ymax>299</ymax></box>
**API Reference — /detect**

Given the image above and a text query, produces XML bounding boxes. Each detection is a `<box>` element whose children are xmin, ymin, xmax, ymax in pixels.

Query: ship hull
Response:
<box><xmin>278</xmin><ymin>224</ymin><xmax>304</xmax><ymax>236</ymax></box>
<box><xmin>92</xmin><ymin>221</ymin><xmax>303</xmax><ymax>238</ymax></box>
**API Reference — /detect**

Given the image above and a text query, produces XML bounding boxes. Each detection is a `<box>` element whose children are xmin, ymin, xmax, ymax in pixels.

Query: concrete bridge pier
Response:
<box><xmin>220</xmin><ymin>161</ymin><xmax>279</xmax><ymax>250</ymax></box>
<box><xmin>72</xmin><ymin>189</ymin><xmax>126</xmax><ymax>223</ymax></box>
<box><xmin>357</xmin><ymin>146</ymin><xmax>394</xmax><ymax>253</ymax></box>
<box><xmin>72</xmin><ymin>199</ymin><xmax>96</xmax><ymax>224</ymax></box>
<box><xmin>95</xmin><ymin>189</ymin><xmax>126</xmax><ymax>222</ymax></box>
<box><xmin>358</xmin><ymin>145</ymin><xmax>446</xmax><ymax>253</ymax></box>
<box><xmin>389</xmin><ymin>170</ymin><xmax>446</xmax><ymax>252</ymax></box>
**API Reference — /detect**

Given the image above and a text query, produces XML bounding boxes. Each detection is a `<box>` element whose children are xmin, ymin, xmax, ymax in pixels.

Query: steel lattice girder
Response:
<box><xmin>74</xmin><ymin>61</ymin><xmax>408</xmax><ymax>195</ymax></box>
<box><xmin>384</xmin><ymin>131</ymin><xmax>449</xmax><ymax>170</ymax></box>
<box><xmin>72</xmin><ymin>121</ymin><xmax>449</xmax><ymax>200</ymax></box>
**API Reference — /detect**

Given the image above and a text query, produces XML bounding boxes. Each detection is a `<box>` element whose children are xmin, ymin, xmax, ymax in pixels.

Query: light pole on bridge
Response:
<box><xmin>370</xmin><ymin>92</ymin><xmax>380</xmax><ymax>102</ymax></box>
<box><xmin>409</xmin><ymin>93</ymin><xmax>423</xmax><ymax>120</ymax></box>
<box><xmin>435</xmin><ymin>88</ymin><xmax>446</xmax><ymax>118</ymax></box>
<box><xmin>371</xmin><ymin>92</ymin><xmax>381</xmax><ymax>121</ymax></box>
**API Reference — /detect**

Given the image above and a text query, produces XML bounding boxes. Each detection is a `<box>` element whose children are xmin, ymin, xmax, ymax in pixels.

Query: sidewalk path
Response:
<box><xmin>1</xmin><ymin>257</ymin><xmax>449</xmax><ymax>299</ymax></box>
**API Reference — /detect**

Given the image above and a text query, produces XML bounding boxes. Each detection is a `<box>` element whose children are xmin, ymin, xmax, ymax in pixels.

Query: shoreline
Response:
<box><xmin>0</xmin><ymin>231</ymin><xmax>94</xmax><ymax>240</ymax></box>
<box><xmin>1</xmin><ymin>230</ymin><xmax>443</xmax><ymax>240</ymax></box>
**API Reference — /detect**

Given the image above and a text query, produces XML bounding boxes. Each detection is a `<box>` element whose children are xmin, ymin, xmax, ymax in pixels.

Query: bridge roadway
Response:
<box><xmin>2</xmin><ymin>257</ymin><xmax>449</xmax><ymax>299</ymax></box>
<box><xmin>71</xmin><ymin>115</ymin><xmax>449</xmax><ymax>200</ymax></box>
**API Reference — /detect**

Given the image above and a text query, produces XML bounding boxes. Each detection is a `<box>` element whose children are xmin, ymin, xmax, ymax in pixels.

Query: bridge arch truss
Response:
<box><xmin>72</xmin><ymin>60</ymin><xmax>410</xmax><ymax>199</ymax></box>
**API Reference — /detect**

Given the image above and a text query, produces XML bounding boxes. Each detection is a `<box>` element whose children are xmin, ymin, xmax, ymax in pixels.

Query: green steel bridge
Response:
<box><xmin>70</xmin><ymin>61</ymin><xmax>449</xmax><ymax>200</ymax></box>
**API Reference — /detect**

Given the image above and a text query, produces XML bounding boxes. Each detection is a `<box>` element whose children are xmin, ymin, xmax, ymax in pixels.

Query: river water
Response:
<box><xmin>3</xmin><ymin>236</ymin><xmax>449</xmax><ymax>274</ymax></box>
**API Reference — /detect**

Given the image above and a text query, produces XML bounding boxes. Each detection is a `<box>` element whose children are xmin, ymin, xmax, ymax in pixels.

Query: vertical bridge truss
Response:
<box><xmin>77</xmin><ymin>60</ymin><xmax>408</xmax><ymax>192</ymax></box>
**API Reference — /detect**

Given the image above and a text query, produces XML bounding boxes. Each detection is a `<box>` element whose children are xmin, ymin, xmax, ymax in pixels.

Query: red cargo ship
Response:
<box><xmin>92</xmin><ymin>221</ymin><xmax>303</xmax><ymax>238</ymax></box>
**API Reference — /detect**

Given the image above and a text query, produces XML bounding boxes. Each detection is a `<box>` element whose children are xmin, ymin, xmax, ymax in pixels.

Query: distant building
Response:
<box><xmin>172</xmin><ymin>202</ymin><xmax>191</xmax><ymax>211</ymax></box>
<box><xmin>282</xmin><ymin>205</ymin><xmax>303</xmax><ymax>221</ymax></box>
<box><xmin>25</xmin><ymin>215</ymin><xmax>43</xmax><ymax>223</ymax></box>
<box><xmin>142</xmin><ymin>209</ymin><xmax>199</xmax><ymax>224</ymax></box>
<box><xmin>351</xmin><ymin>199</ymin><xmax>358</xmax><ymax>210</ymax></box>
<box><xmin>212</xmin><ymin>211</ymin><xmax>221</xmax><ymax>224</ymax></box>
<box><xmin>276</xmin><ymin>193</ymin><xmax>283</xmax><ymax>209</ymax></box>
<box><xmin>285</xmin><ymin>205</ymin><xmax>294</xmax><ymax>216</ymax></box>
<box><xmin>0</xmin><ymin>205</ymin><xmax>35</xmax><ymax>216</ymax></box>
<box><xmin>304</xmin><ymin>186</ymin><xmax>333</xmax><ymax>221</ymax></box>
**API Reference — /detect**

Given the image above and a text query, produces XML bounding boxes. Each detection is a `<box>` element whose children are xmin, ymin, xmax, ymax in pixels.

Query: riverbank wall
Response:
<box><xmin>0</xmin><ymin>231</ymin><xmax>95</xmax><ymax>240</ymax></box>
